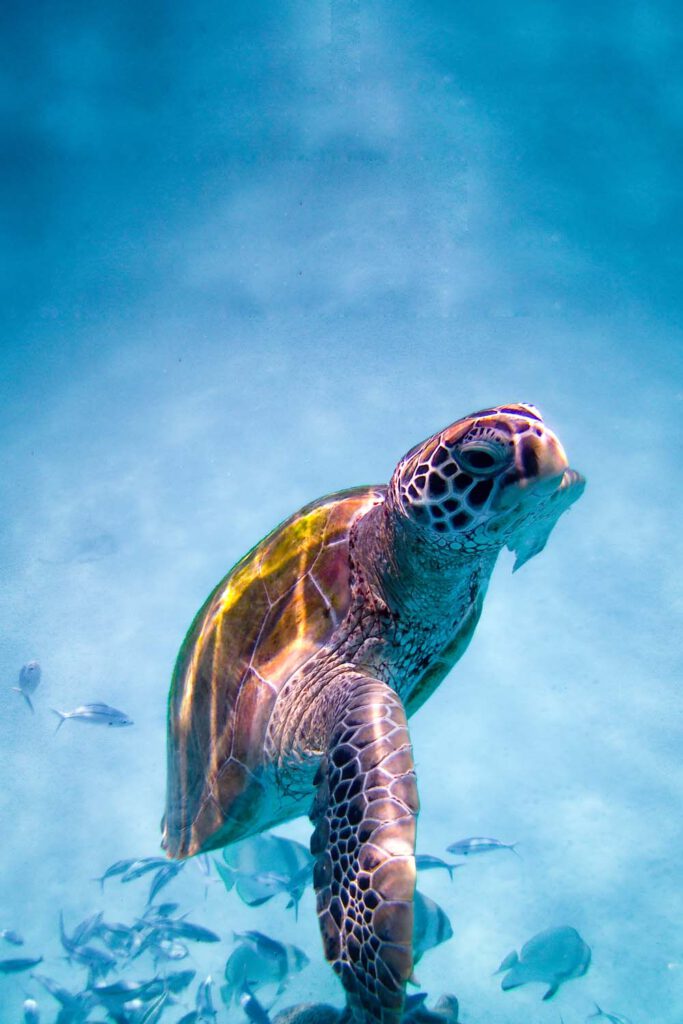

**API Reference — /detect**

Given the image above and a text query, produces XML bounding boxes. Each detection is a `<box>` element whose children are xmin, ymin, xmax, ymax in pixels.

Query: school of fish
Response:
<box><xmin>5</xmin><ymin>663</ymin><xmax>636</xmax><ymax>1022</ymax></box>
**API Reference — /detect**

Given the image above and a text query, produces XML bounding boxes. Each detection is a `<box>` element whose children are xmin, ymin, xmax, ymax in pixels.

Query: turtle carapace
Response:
<box><xmin>163</xmin><ymin>403</ymin><xmax>585</xmax><ymax>1024</ymax></box>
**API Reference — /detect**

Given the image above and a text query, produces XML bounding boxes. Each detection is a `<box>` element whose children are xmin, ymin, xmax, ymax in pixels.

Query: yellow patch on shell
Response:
<box><xmin>165</xmin><ymin>486</ymin><xmax>385</xmax><ymax>858</ymax></box>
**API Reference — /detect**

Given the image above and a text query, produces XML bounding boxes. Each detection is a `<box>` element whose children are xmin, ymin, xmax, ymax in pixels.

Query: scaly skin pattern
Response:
<box><xmin>309</xmin><ymin>673</ymin><xmax>418</xmax><ymax>1024</ymax></box>
<box><xmin>164</xmin><ymin>404</ymin><xmax>585</xmax><ymax>1024</ymax></box>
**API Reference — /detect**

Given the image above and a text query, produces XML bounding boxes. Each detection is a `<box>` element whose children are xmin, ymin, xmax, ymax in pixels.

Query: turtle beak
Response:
<box><xmin>506</xmin><ymin>464</ymin><xmax>585</xmax><ymax>571</ymax></box>
<box><xmin>555</xmin><ymin>466</ymin><xmax>585</xmax><ymax>496</ymax></box>
<box><xmin>501</xmin><ymin>425</ymin><xmax>585</xmax><ymax>570</ymax></box>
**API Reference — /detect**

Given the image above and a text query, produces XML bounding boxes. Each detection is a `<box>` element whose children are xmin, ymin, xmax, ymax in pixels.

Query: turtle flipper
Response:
<box><xmin>310</xmin><ymin>672</ymin><xmax>418</xmax><ymax>1024</ymax></box>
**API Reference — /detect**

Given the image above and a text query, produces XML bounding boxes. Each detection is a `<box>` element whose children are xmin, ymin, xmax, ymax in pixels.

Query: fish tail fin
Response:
<box><xmin>587</xmin><ymin>1004</ymin><xmax>602</xmax><ymax>1019</ymax></box>
<box><xmin>542</xmin><ymin>982</ymin><xmax>559</xmax><ymax>1000</ymax></box>
<box><xmin>51</xmin><ymin>708</ymin><xmax>67</xmax><ymax>732</ymax></box>
<box><xmin>508</xmin><ymin>843</ymin><xmax>523</xmax><ymax>859</ymax></box>
<box><xmin>446</xmin><ymin>865</ymin><xmax>455</xmax><ymax>880</ymax></box>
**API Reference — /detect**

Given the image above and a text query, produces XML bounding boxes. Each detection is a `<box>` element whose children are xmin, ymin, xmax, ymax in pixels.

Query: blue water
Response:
<box><xmin>2</xmin><ymin>2</ymin><xmax>682</xmax><ymax>1022</ymax></box>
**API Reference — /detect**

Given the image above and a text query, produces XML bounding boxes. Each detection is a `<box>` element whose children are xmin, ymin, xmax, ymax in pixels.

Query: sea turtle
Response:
<box><xmin>163</xmin><ymin>403</ymin><xmax>584</xmax><ymax>1024</ymax></box>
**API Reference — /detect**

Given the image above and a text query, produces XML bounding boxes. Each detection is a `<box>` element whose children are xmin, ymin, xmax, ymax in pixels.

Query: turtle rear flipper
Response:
<box><xmin>310</xmin><ymin>671</ymin><xmax>419</xmax><ymax>1024</ymax></box>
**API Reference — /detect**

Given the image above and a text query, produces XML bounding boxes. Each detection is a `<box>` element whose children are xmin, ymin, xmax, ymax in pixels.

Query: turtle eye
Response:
<box><xmin>458</xmin><ymin>442</ymin><xmax>507</xmax><ymax>476</ymax></box>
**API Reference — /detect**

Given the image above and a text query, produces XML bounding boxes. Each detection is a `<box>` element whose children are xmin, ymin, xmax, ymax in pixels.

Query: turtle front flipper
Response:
<box><xmin>310</xmin><ymin>671</ymin><xmax>419</xmax><ymax>1024</ymax></box>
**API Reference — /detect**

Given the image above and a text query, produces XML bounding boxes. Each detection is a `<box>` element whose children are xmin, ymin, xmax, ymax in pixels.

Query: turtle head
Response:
<box><xmin>390</xmin><ymin>403</ymin><xmax>584</xmax><ymax>569</ymax></box>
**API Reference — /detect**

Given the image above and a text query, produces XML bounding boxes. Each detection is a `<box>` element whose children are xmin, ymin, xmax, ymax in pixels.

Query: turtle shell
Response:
<box><xmin>164</xmin><ymin>485</ymin><xmax>385</xmax><ymax>858</ymax></box>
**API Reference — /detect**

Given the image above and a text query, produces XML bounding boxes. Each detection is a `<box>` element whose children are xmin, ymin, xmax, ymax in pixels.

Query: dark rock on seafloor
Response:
<box><xmin>274</xmin><ymin>1003</ymin><xmax>342</xmax><ymax>1024</ymax></box>
<box><xmin>273</xmin><ymin>995</ymin><xmax>459</xmax><ymax>1024</ymax></box>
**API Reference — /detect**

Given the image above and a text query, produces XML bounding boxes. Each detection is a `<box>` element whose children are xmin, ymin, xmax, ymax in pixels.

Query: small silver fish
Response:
<box><xmin>147</xmin><ymin>902</ymin><xmax>180</xmax><ymax>918</ymax></box>
<box><xmin>58</xmin><ymin>912</ymin><xmax>116</xmax><ymax>977</ymax></box>
<box><xmin>413</xmin><ymin>890</ymin><xmax>453</xmax><ymax>964</ymax></box>
<box><xmin>147</xmin><ymin>861</ymin><xmax>185</xmax><ymax>904</ymax></box>
<box><xmin>0</xmin><ymin>928</ymin><xmax>24</xmax><ymax>945</ymax></box>
<box><xmin>161</xmin><ymin>919</ymin><xmax>220</xmax><ymax>944</ymax></box>
<box><xmin>415</xmin><ymin>854</ymin><xmax>462</xmax><ymax>879</ymax></box>
<box><xmin>51</xmin><ymin>703</ymin><xmax>134</xmax><ymax>731</ymax></box>
<box><xmin>0</xmin><ymin>956</ymin><xmax>42</xmax><ymax>973</ymax></box>
<box><xmin>22</xmin><ymin>999</ymin><xmax>40</xmax><ymax>1024</ymax></box>
<box><xmin>89</xmin><ymin>978</ymin><xmax>161</xmax><ymax>1011</ymax></box>
<box><xmin>70</xmin><ymin>911</ymin><xmax>104</xmax><ymax>946</ymax></box>
<box><xmin>70</xmin><ymin>943</ymin><xmax>116</xmax><ymax>976</ymax></box>
<box><xmin>121</xmin><ymin>857</ymin><xmax>170</xmax><ymax>882</ymax></box>
<box><xmin>196</xmin><ymin>975</ymin><xmax>217</xmax><ymax>1022</ymax></box>
<box><xmin>92</xmin><ymin>857</ymin><xmax>139</xmax><ymax>889</ymax></box>
<box><xmin>447</xmin><ymin>837</ymin><xmax>519</xmax><ymax>857</ymax></box>
<box><xmin>588</xmin><ymin>1005</ymin><xmax>634</xmax><ymax>1024</ymax></box>
<box><xmin>496</xmin><ymin>925</ymin><xmax>591</xmax><ymax>1000</ymax></box>
<box><xmin>13</xmin><ymin>661</ymin><xmax>41</xmax><ymax>713</ymax></box>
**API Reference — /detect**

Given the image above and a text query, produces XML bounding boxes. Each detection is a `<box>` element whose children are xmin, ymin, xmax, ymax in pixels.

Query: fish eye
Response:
<box><xmin>457</xmin><ymin>442</ymin><xmax>507</xmax><ymax>476</ymax></box>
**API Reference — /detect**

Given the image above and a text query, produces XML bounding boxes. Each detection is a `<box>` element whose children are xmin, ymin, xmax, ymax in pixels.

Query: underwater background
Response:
<box><xmin>2</xmin><ymin>1</ymin><xmax>682</xmax><ymax>1022</ymax></box>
